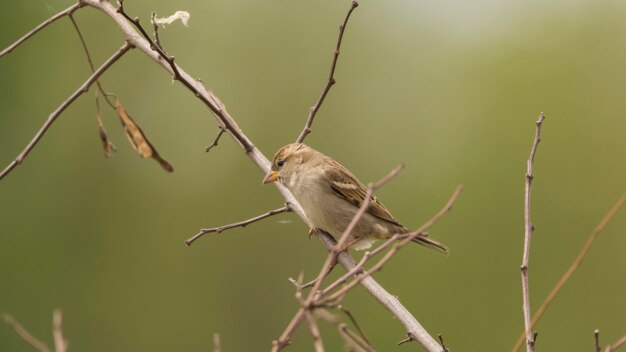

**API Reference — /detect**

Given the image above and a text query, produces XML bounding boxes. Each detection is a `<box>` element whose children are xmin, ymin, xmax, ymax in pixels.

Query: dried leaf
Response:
<box><xmin>115</xmin><ymin>100</ymin><xmax>174</xmax><ymax>172</ymax></box>
<box><xmin>96</xmin><ymin>109</ymin><xmax>117</xmax><ymax>157</ymax></box>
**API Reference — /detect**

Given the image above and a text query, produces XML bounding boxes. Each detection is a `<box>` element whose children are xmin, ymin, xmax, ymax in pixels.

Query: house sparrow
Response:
<box><xmin>263</xmin><ymin>143</ymin><xmax>448</xmax><ymax>253</ymax></box>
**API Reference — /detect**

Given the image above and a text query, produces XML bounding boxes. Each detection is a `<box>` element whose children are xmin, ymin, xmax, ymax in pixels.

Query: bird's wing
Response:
<box><xmin>324</xmin><ymin>159</ymin><xmax>405</xmax><ymax>228</ymax></box>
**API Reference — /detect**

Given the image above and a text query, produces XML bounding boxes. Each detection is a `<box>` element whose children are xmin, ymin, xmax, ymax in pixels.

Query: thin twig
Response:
<box><xmin>605</xmin><ymin>335</ymin><xmax>626</xmax><ymax>352</ymax></box>
<box><xmin>316</xmin><ymin>310</ymin><xmax>374</xmax><ymax>352</ymax></box>
<box><xmin>520</xmin><ymin>112</ymin><xmax>545</xmax><ymax>352</ymax></box>
<box><xmin>0</xmin><ymin>42</ymin><xmax>133</xmax><ymax>180</ymax></box>
<box><xmin>185</xmin><ymin>205</ymin><xmax>291</xmax><ymax>246</ymax></box>
<box><xmin>322</xmin><ymin>185</ymin><xmax>462</xmax><ymax>304</ymax></box>
<box><xmin>213</xmin><ymin>333</ymin><xmax>221</xmax><ymax>352</ymax></box>
<box><xmin>304</xmin><ymin>312</ymin><xmax>325</xmax><ymax>352</ymax></box>
<box><xmin>272</xmin><ymin>165</ymin><xmax>404</xmax><ymax>351</ymax></box>
<box><xmin>68</xmin><ymin>14</ymin><xmax>116</xmax><ymax>109</ymax></box>
<box><xmin>52</xmin><ymin>309</ymin><xmax>68</xmax><ymax>352</ymax></box>
<box><xmin>596</xmin><ymin>330</ymin><xmax>602</xmax><ymax>352</ymax></box>
<box><xmin>3</xmin><ymin>313</ymin><xmax>51</xmax><ymax>352</ymax></box>
<box><xmin>0</xmin><ymin>3</ymin><xmax>82</xmax><ymax>58</ymax></box>
<box><xmin>512</xmin><ymin>193</ymin><xmax>626</xmax><ymax>351</ymax></box>
<box><xmin>334</xmin><ymin>305</ymin><xmax>371</xmax><ymax>347</ymax></box>
<box><xmin>205</xmin><ymin>126</ymin><xmax>226</xmax><ymax>152</ymax></box>
<box><xmin>438</xmin><ymin>334</ymin><xmax>450</xmax><ymax>352</ymax></box>
<box><xmin>150</xmin><ymin>12</ymin><xmax>163</xmax><ymax>50</ymax></box>
<box><xmin>74</xmin><ymin>1</ymin><xmax>444</xmax><ymax>349</ymax></box>
<box><xmin>295</xmin><ymin>1</ymin><xmax>359</xmax><ymax>144</ymax></box>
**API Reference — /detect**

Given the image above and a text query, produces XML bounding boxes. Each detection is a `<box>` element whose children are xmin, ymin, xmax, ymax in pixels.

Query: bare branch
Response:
<box><xmin>605</xmin><ymin>335</ymin><xmax>626</xmax><ymax>352</ymax></box>
<box><xmin>273</xmin><ymin>165</ymin><xmax>405</xmax><ymax>351</ymax></box>
<box><xmin>213</xmin><ymin>333</ymin><xmax>222</xmax><ymax>352</ymax></box>
<box><xmin>520</xmin><ymin>112</ymin><xmax>545</xmax><ymax>352</ymax></box>
<box><xmin>596</xmin><ymin>330</ymin><xmax>602</xmax><ymax>352</ymax></box>
<box><xmin>0</xmin><ymin>41</ymin><xmax>133</xmax><ymax>180</ymax></box>
<box><xmin>322</xmin><ymin>185</ymin><xmax>462</xmax><ymax>303</ymax></box>
<box><xmin>512</xmin><ymin>193</ymin><xmax>626</xmax><ymax>351</ymax></box>
<box><xmin>185</xmin><ymin>205</ymin><xmax>291</xmax><ymax>246</ymax></box>
<box><xmin>333</xmin><ymin>305</ymin><xmax>371</xmax><ymax>347</ymax></box>
<box><xmin>316</xmin><ymin>310</ymin><xmax>374</xmax><ymax>352</ymax></box>
<box><xmin>304</xmin><ymin>312</ymin><xmax>325</xmax><ymax>352</ymax></box>
<box><xmin>3</xmin><ymin>313</ymin><xmax>51</xmax><ymax>352</ymax></box>
<box><xmin>150</xmin><ymin>12</ymin><xmax>163</xmax><ymax>51</ymax></box>
<box><xmin>52</xmin><ymin>310</ymin><xmax>68</xmax><ymax>352</ymax></box>
<box><xmin>438</xmin><ymin>334</ymin><xmax>450</xmax><ymax>352</ymax></box>
<box><xmin>60</xmin><ymin>1</ymin><xmax>445</xmax><ymax>349</ymax></box>
<box><xmin>205</xmin><ymin>126</ymin><xmax>226</xmax><ymax>152</ymax></box>
<box><xmin>0</xmin><ymin>2</ymin><xmax>82</xmax><ymax>58</ymax></box>
<box><xmin>68</xmin><ymin>14</ymin><xmax>117</xmax><ymax>109</ymax></box>
<box><xmin>295</xmin><ymin>1</ymin><xmax>359</xmax><ymax>144</ymax></box>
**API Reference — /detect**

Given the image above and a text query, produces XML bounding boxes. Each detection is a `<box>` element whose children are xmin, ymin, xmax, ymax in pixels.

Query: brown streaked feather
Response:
<box><xmin>324</xmin><ymin>159</ymin><xmax>405</xmax><ymax>228</ymax></box>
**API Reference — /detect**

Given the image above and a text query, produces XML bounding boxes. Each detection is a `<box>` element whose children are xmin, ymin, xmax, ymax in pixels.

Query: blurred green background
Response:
<box><xmin>1</xmin><ymin>0</ymin><xmax>626</xmax><ymax>351</ymax></box>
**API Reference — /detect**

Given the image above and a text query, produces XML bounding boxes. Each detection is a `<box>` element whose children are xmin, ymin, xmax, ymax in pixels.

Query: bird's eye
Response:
<box><xmin>277</xmin><ymin>159</ymin><xmax>285</xmax><ymax>167</ymax></box>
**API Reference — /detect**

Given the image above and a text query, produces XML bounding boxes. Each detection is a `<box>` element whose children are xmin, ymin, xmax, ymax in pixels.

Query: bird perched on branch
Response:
<box><xmin>263</xmin><ymin>143</ymin><xmax>448</xmax><ymax>253</ymax></box>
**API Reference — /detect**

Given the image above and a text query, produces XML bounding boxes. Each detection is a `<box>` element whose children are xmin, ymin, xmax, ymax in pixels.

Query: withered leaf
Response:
<box><xmin>97</xmin><ymin>109</ymin><xmax>117</xmax><ymax>157</ymax></box>
<box><xmin>115</xmin><ymin>99</ymin><xmax>174</xmax><ymax>172</ymax></box>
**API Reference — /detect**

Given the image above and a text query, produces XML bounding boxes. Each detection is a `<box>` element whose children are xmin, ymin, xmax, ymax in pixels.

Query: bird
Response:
<box><xmin>262</xmin><ymin>143</ymin><xmax>448</xmax><ymax>253</ymax></box>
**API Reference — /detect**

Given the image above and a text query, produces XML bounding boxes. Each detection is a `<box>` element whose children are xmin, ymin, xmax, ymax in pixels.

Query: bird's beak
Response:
<box><xmin>263</xmin><ymin>170</ymin><xmax>279</xmax><ymax>184</ymax></box>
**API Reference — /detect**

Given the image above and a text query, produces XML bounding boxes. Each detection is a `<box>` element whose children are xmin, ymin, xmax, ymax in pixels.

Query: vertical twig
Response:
<box><xmin>295</xmin><ymin>1</ymin><xmax>359</xmax><ymax>144</ymax></box>
<box><xmin>52</xmin><ymin>309</ymin><xmax>68</xmax><ymax>352</ymax></box>
<box><xmin>595</xmin><ymin>330</ymin><xmax>602</xmax><ymax>352</ymax></box>
<box><xmin>520</xmin><ymin>113</ymin><xmax>545</xmax><ymax>352</ymax></box>
<box><xmin>0</xmin><ymin>42</ymin><xmax>133</xmax><ymax>180</ymax></box>
<box><xmin>213</xmin><ymin>333</ymin><xmax>222</xmax><ymax>352</ymax></box>
<box><xmin>512</xmin><ymin>193</ymin><xmax>626</xmax><ymax>351</ymax></box>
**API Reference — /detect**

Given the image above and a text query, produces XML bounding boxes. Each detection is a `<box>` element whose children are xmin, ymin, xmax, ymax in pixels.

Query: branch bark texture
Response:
<box><xmin>78</xmin><ymin>1</ymin><xmax>442</xmax><ymax>350</ymax></box>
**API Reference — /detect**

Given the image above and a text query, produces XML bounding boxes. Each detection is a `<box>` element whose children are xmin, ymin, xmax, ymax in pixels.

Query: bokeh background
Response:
<box><xmin>1</xmin><ymin>0</ymin><xmax>626</xmax><ymax>351</ymax></box>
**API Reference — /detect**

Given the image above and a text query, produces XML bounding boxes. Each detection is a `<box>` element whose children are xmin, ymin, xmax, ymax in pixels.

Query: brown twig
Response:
<box><xmin>605</xmin><ymin>335</ymin><xmax>626</xmax><ymax>352</ymax></box>
<box><xmin>438</xmin><ymin>334</ymin><xmax>450</xmax><ymax>352</ymax></box>
<box><xmin>3</xmin><ymin>313</ymin><xmax>51</xmax><ymax>352</ymax></box>
<box><xmin>68</xmin><ymin>14</ymin><xmax>116</xmax><ymax>109</ymax></box>
<box><xmin>520</xmin><ymin>112</ymin><xmax>545</xmax><ymax>352</ymax></box>
<box><xmin>0</xmin><ymin>2</ymin><xmax>82</xmax><ymax>58</ymax></box>
<box><xmin>322</xmin><ymin>185</ymin><xmax>462</xmax><ymax>304</ymax></box>
<box><xmin>213</xmin><ymin>333</ymin><xmax>222</xmax><ymax>352</ymax></box>
<box><xmin>185</xmin><ymin>205</ymin><xmax>291</xmax><ymax>246</ymax></box>
<box><xmin>295</xmin><ymin>1</ymin><xmax>359</xmax><ymax>144</ymax></box>
<box><xmin>150</xmin><ymin>12</ymin><xmax>163</xmax><ymax>51</ymax></box>
<box><xmin>333</xmin><ymin>305</ymin><xmax>371</xmax><ymax>347</ymax></box>
<box><xmin>512</xmin><ymin>193</ymin><xmax>626</xmax><ymax>351</ymax></box>
<box><xmin>0</xmin><ymin>41</ymin><xmax>133</xmax><ymax>180</ymax></box>
<box><xmin>52</xmin><ymin>310</ymin><xmax>68</xmax><ymax>352</ymax></box>
<box><xmin>304</xmin><ymin>312</ymin><xmax>325</xmax><ymax>352</ymax></box>
<box><xmin>272</xmin><ymin>164</ymin><xmax>404</xmax><ymax>351</ymax></box>
<box><xmin>596</xmin><ymin>330</ymin><xmax>602</xmax><ymax>352</ymax></box>
<box><xmin>36</xmin><ymin>1</ymin><xmax>446</xmax><ymax>349</ymax></box>
<box><xmin>205</xmin><ymin>126</ymin><xmax>226</xmax><ymax>152</ymax></box>
<box><xmin>316</xmin><ymin>309</ymin><xmax>374</xmax><ymax>352</ymax></box>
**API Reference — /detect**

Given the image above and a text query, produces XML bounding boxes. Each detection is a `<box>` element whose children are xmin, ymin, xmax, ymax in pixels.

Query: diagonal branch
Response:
<box><xmin>512</xmin><ymin>193</ymin><xmax>626</xmax><ymax>352</ymax></box>
<box><xmin>0</xmin><ymin>2</ymin><xmax>82</xmax><ymax>58</ymax></box>
<box><xmin>185</xmin><ymin>205</ymin><xmax>292</xmax><ymax>246</ymax></box>
<box><xmin>3</xmin><ymin>313</ymin><xmax>51</xmax><ymax>352</ymax></box>
<box><xmin>272</xmin><ymin>164</ymin><xmax>404</xmax><ymax>352</ymax></box>
<box><xmin>322</xmin><ymin>185</ymin><xmax>462</xmax><ymax>304</ymax></box>
<box><xmin>295</xmin><ymin>1</ymin><xmax>359</xmax><ymax>144</ymax></box>
<box><xmin>605</xmin><ymin>335</ymin><xmax>626</xmax><ymax>352</ymax></box>
<box><xmin>0</xmin><ymin>41</ymin><xmax>133</xmax><ymax>180</ymax></box>
<box><xmin>29</xmin><ymin>1</ymin><xmax>446</xmax><ymax>350</ymax></box>
<box><xmin>520</xmin><ymin>112</ymin><xmax>545</xmax><ymax>352</ymax></box>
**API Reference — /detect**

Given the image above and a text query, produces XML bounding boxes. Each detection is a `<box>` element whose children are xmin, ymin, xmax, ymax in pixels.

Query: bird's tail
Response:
<box><xmin>411</xmin><ymin>234</ymin><xmax>449</xmax><ymax>255</ymax></box>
